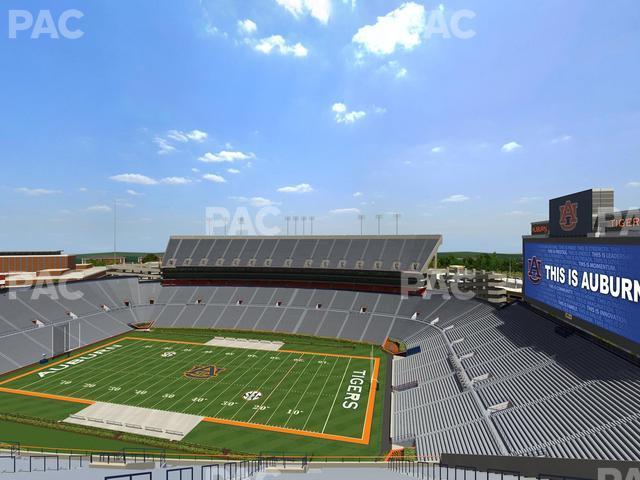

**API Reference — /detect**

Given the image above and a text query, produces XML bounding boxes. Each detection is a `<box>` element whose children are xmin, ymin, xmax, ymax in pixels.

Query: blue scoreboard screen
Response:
<box><xmin>523</xmin><ymin>240</ymin><xmax>640</xmax><ymax>347</ymax></box>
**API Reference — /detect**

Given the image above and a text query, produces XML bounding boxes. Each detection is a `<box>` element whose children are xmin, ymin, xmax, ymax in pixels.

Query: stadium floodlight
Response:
<box><xmin>293</xmin><ymin>216</ymin><xmax>299</xmax><ymax>235</ymax></box>
<box><xmin>302</xmin><ymin>216</ymin><xmax>307</xmax><ymax>235</ymax></box>
<box><xmin>223</xmin><ymin>217</ymin><xmax>229</xmax><ymax>236</ymax></box>
<box><xmin>285</xmin><ymin>216</ymin><xmax>291</xmax><ymax>236</ymax></box>
<box><xmin>376</xmin><ymin>214</ymin><xmax>383</xmax><ymax>235</ymax></box>
<box><xmin>238</xmin><ymin>216</ymin><xmax>245</xmax><ymax>236</ymax></box>
<box><xmin>393</xmin><ymin>213</ymin><xmax>401</xmax><ymax>235</ymax></box>
<box><xmin>358</xmin><ymin>214</ymin><xmax>365</xmax><ymax>235</ymax></box>
<box><xmin>309</xmin><ymin>216</ymin><xmax>315</xmax><ymax>235</ymax></box>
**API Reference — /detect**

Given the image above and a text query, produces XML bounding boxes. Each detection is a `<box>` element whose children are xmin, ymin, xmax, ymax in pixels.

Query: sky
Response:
<box><xmin>0</xmin><ymin>0</ymin><xmax>639</xmax><ymax>254</ymax></box>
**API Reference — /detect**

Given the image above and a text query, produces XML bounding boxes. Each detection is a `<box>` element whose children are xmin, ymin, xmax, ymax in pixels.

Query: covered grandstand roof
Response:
<box><xmin>162</xmin><ymin>235</ymin><xmax>442</xmax><ymax>272</ymax></box>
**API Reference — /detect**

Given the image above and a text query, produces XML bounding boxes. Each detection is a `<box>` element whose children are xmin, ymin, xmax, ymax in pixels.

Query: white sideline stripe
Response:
<box><xmin>205</xmin><ymin>337</ymin><xmax>284</xmax><ymax>351</ymax></box>
<box><xmin>64</xmin><ymin>402</ymin><xmax>203</xmax><ymax>441</ymax></box>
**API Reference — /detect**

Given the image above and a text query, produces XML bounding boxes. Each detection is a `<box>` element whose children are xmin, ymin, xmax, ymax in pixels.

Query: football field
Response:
<box><xmin>0</xmin><ymin>337</ymin><xmax>380</xmax><ymax>444</ymax></box>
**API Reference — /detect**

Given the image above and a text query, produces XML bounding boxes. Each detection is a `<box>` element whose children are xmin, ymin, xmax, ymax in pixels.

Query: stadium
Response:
<box><xmin>0</xmin><ymin>189</ymin><xmax>639</xmax><ymax>479</ymax></box>
<box><xmin>2</xmin><ymin>1</ymin><xmax>639</xmax><ymax>478</ymax></box>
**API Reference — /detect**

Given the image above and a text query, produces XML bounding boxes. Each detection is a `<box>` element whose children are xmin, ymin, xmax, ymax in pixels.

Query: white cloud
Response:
<box><xmin>202</xmin><ymin>174</ymin><xmax>227</xmax><ymax>183</ymax></box>
<box><xmin>78</xmin><ymin>187</ymin><xmax>88</xmax><ymax>192</ymax></box>
<box><xmin>154</xmin><ymin>136</ymin><xmax>177</xmax><ymax>155</ymax></box>
<box><xmin>431</xmin><ymin>146</ymin><xmax>444</xmax><ymax>153</ymax></box>
<box><xmin>381</xmin><ymin>60</ymin><xmax>408</xmax><ymax>79</ymax></box>
<box><xmin>15</xmin><ymin>187</ymin><xmax>61</xmax><ymax>196</ymax></box>
<box><xmin>161</xmin><ymin>177</ymin><xmax>191</xmax><ymax>185</ymax></box>
<box><xmin>277</xmin><ymin>183</ymin><xmax>313</xmax><ymax>193</ymax></box>
<box><xmin>237</xmin><ymin>19</ymin><xmax>257</xmax><ymax>35</ymax></box>
<box><xmin>199</xmin><ymin>150</ymin><xmax>255</xmax><ymax>163</ymax></box>
<box><xmin>276</xmin><ymin>0</ymin><xmax>331</xmax><ymax>24</ymax></box>
<box><xmin>330</xmin><ymin>207</ymin><xmax>361</xmax><ymax>214</ymax></box>
<box><xmin>166</xmin><ymin>129</ymin><xmax>208</xmax><ymax>143</ymax></box>
<box><xmin>501</xmin><ymin>141</ymin><xmax>522</xmax><ymax>153</ymax></box>
<box><xmin>551</xmin><ymin>134</ymin><xmax>572</xmax><ymax>144</ymax></box>
<box><xmin>126</xmin><ymin>189</ymin><xmax>143</xmax><ymax>196</ymax></box>
<box><xmin>627</xmin><ymin>182</ymin><xmax>640</xmax><ymax>188</ymax></box>
<box><xmin>441</xmin><ymin>194</ymin><xmax>470</xmax><ymax>203</ymax></box>
<box><xmin>109</xmin><ymin>174</ymin><xmax>159</xmax><ymax>185</ymax></box>
<box><xmin>255</xmin><ymin>35</ymin><xmax>308</xmax><ymax>57</ymax></box>
<box><xmin>227</xmin><ymin>168</ymin><xmax>241</xmax><ymax>174</ymax></box>
<box><xmin>353</xmin><ymin>191</ymin><xmax>363</xmax><ymax>197</ymax></box>
<box><xmin>86</xmin><ymin>205</ymin><xmax>112</xmax><ymax>213</ymax></box>
<box><xmin>230</xmin><ymin>196</ymin><xmax>281</xmax><ymax>207</ymax></box>
<box><xmin>352</xmin><ymin>2</ymin><xmax>426</xmax><ymax>56</ymax></box>
<box><xmin>332</xmin><ymin>102</ymin><xmax>366</xmax><ymax>124</ymax></box>
<box><xmin>155</xmin><ymin>129</ymin><xmax>208</xmax><ymax>154</ymax></box>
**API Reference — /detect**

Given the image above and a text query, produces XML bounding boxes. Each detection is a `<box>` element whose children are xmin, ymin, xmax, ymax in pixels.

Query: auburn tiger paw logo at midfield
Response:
<box><xmin>183</xmin><ymin>365</ymin><xmax>225</xmax><ymax>379</ymax></box>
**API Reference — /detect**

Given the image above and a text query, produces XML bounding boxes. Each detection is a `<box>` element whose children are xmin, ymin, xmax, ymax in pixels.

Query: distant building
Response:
<box><xmin>0</xmin><ymin>251</ymin><xmax>75</xmax><ymax>274</ymax></box>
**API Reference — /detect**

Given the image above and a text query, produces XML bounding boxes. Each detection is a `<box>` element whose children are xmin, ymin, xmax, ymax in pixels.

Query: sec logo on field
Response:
<box><xmin>243</xmin><ymin>391</ymin><xmax>263</xmax><ymax>401</ymax></box>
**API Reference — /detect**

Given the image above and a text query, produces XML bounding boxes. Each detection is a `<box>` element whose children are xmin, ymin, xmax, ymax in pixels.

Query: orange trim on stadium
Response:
<box><xmin>0</xmin><ymin>336</ymin><xmax>381</xmax><ymax>445</ymax></box>
<box><xmin>201</xmin><ymin>416</ymin><xmax>368</xmax><ymax>444</ymax></box>
<box><xmin>0</xmin><ymin>386</ymin><xmax>95</xmax><ymax>405</ymax></box>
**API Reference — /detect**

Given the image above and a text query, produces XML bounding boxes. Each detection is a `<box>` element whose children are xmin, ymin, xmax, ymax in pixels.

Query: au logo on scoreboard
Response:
<box><xmin>527</xmin><ymin>256</ymin><xmax>543</xmax><ymax>284</ymax></box>
<box><xmin>559</xmin><ymin>200</ymin><xmax>578</xmax><ymax>232</ymax></box>
<box><xmin>184</xmin><ymin>365</ymin><xmax>226</xmax><ymax>379</ymax></box>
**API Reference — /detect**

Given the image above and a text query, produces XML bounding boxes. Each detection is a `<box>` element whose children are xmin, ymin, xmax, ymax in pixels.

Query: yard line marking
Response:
<box><xmin>165</xmin><ymin>347</ymin><xmax>276</xmax><ymax>410</ymax></box>
<box><xmin>264</xmin><ymin>353</ymin><xmax>317</xmax><ymax>425</ymax></box>
<box><xmin>321</xmin><ymin>358</ymin><xmax>352</xmax><ymax>433</ymax></box>
<box><xmin>283</xmin><ymin>356</ymin><xmax>327</xmax><ymax>427</ymax></box>
<box><xmin>302</xmin><ymin>357</ymin><xmax>341</xmax><ymax>431</ymax></box>
<box><xmin>193</xmin><ymin>350</ymin><xmax>278</xmax><ymax>416</ymax></box>
<box><xmin>279</xmin><ymin>349</ymin><xmax>372</xmax><ymax>360</ymax></box>
<box><xmin>54</xmin><ymin>338</ymin><xmax>183</xmax><ymax>399</ymax></box>
<box><xmin>9</xmin><ymin>340</ymin><xmax>140</xmax><ymax>392</ymax></box>
<box><xmin>60</xmin><ymin>341</ymin><xmax>169</xmax><ymax>398</ymax></box>
<box><xmin>247</xmin><ymin>353</ymin><xmax>306</xmax><ymax>423</ymax></box>
<box><xmin>161</xmin><ymin>346</ymin><xmax>268</xmax><ymax>412</ymax></box>
<box><xmin>0</xmin><ymin>337</ymin><xmax>126</xmax><ymax>387</ymax></box>
<box><xmin>0</xmin><ymin>334</ymin><xmax>382</xmax><ymax>444</ymax></box>
<box><xmin>224</xmin><ymin>352</ymin><xmax>297</xmax><ymax>420</ymax></box>
<box><xmin>104</xmin><ymin>343</ymin><xmax>216</xmax><ymax>405</ymax></box>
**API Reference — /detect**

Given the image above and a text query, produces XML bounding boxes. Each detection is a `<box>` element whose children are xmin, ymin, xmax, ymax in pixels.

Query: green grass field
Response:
<box><xmin>0</xmin><ymin>329</ymin><xmax>388</xmax><ymax>457</ymax></box>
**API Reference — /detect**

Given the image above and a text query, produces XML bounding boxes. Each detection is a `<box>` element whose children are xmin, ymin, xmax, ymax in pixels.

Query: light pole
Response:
<box><xmin>309</xmin><ymin>216</ymin><xmax>315</xmax><ymax>235</ymax></box>
<box><xmin>293</xmin><ymin>216</ymin><xmax>299</xmax><ymax>235</ymax></box>
<box><xmin>376</xmin><ymin>214</ymin><xmax>383</xmax><ymax>235</ymax></box>
<box><xmin>223</xmin><ymin>217</ymin><xmax>229</xmax><ymax>236</ymax></box>
<box><xmin>358</xmin><ymin>214</ymin><xmax>365</xmax><ymax>235</ymax></box>
<box><xmin>238</xmin><ymin>216</ymin><xmax>245</xmax><ymax>236</ymax></box>
<box><xmin>302</xmin><ymin>216</ymin><xmax>307</xmax><ymax>235</ymax></box>
<box><xmin>113</xmin><ymin>199</ymin><xmax>117</xmax><ymax>266</ymax></box>
<box><xmin>285</xmin><ymin>216</ymin><xmax>291</xmax><ymax>236</ymax></box>
<box><xmin>393</xmin><ymin>213</ymin><xmax>401</xmax><ymax>235</ymax></box>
